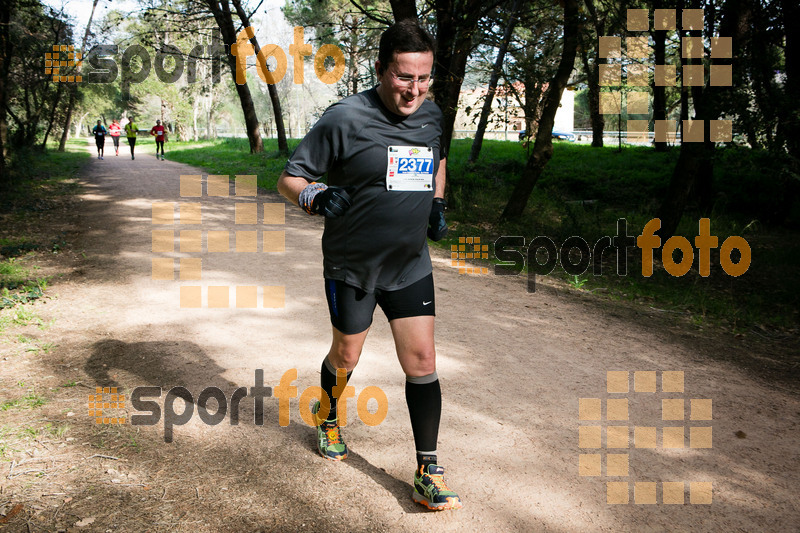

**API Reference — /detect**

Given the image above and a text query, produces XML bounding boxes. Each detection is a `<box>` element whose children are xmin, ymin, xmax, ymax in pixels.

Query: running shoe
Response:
<box><xmin>311</xmin><ymin>401</ymin><xmax>347</xmax><ymax>461</ymax></box>
<box><xmin>412</xmin><ymin>464</ymin><xmax>462</xmax><ymax>510</ymax></box>
<box><xmin>100</xmin><ymin>156</ymin><xmax>103</xmax><ymax>160</ymax></box>
<box><xmin>131</xmin><ymin>155</ymin><xmax>135</xmax><ymax>160</ymax></box>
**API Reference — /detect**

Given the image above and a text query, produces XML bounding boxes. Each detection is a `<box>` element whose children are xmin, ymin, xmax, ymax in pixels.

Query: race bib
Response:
<box><xmin>386</xmin><ymin>146</ymin><xmax>434</xmax><ymax>191</ymax></box>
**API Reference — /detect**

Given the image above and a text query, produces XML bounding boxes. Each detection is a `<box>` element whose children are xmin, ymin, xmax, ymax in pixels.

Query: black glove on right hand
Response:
<box><xmin>427</xmin><ymin>197</ymin><xmax>448</xmax><ymax>241</ymax></box>
<box><xmin>311</xmin><ymin>186</ymin><xmax>353</xmax><ymax>218</ymax></box>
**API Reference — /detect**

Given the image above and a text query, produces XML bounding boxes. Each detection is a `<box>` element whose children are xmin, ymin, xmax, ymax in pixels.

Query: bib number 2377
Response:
<box><xmin>386</xmin><ymin>146</ymin><xmax>434</xmax><ymax>191</ymax></box>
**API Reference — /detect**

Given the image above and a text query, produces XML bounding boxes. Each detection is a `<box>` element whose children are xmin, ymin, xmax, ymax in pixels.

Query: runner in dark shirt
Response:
<box><xmin>278</xmin><ymin>20</ymin><xmax>459</xmax><ymax>511</ymax></box>
<box><xmin>92</xmin><ymin>120</ymin><xmax>107</xmax><ymax>160</ymax></box>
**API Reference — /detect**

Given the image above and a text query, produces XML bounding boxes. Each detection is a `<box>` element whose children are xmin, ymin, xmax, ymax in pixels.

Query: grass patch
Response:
<box><xmin>143</xmin><ymin>136</ymin><xmax>799</xmax><ymax>332</ymax></box>
<box><xmin>0</xmin><ymin>390</ymin><xmax>47</xmax><ymax>411</ymax></box>
<box><xmin>443</xmin><ymin>139</ymin><xmax>799</xmax><ymax>332</ymax></box>
<box><xmin>165</xmin><ymin>137</ymin><xmax>301</xmax><ymax>191</ymax></box>
<box><xmin>0</xmin><ymin>139</ymin><xmax>87</xmax><ymax>319</ymax></box>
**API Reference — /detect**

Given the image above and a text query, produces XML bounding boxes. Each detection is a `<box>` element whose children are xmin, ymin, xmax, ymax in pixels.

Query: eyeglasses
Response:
<box><xmin>391</xmin><ymin>72</ymin><xmax>432</xmax><ymax>88</ymax></box>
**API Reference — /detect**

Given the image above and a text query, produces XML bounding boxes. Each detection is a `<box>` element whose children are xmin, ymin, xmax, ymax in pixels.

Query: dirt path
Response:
<box><xmin>1</xmin><ymin>140</ymin><xmax>798</xmax><ymax>532</ymax></box>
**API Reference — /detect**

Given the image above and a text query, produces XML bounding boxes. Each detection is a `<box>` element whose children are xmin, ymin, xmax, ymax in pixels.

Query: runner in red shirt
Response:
<box><xmin>150</xmin><ymin>119</ymin><xmax>167</xmax><ymax>160</ymax></box>
<box><xmin>108</xmin><ymin>119</ymin><xmax>122</xmax><ymax>156</ymax></box>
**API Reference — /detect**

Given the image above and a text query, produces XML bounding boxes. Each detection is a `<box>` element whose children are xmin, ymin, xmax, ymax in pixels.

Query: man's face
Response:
<box><xmin>375</xmin><ymin>51</ymin><xmax>433</xmax><ymax>117</ymax></box>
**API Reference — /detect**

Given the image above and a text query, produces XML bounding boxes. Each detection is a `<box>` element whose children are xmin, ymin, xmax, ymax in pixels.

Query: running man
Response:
<box><xmin>150</xmin><ymin>119</ymin><xmax>166</xmax><ymax>160</ymax></box>
<box><xmin>92</xmin><ymin>120</ymin><xmax>107</xmax><ymax>160</ymax></box>
<box><xmin>124</xmin><ymin>117</ymin><xmax>138</xmax><ymax>160</ymax></box>
<box><xmin>108</xmin><ymin>119</ymin><xmax>122</xmax><ymax>156</ymax></box>
<box><xmin>277</xmin><ymin>20</ymin><xmax>460</xmax><ymax>511</ymax></box>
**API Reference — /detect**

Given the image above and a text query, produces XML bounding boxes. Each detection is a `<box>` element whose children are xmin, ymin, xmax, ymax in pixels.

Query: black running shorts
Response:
<box><xmin>324</xmin><ymin>273</ymin><xmax>435</xmax><ymax>335</ymax></box>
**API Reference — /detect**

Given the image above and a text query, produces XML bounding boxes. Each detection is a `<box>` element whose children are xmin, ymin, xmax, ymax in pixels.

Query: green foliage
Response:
<box><xmin>0</xmin><ymin>390</ymin><xmax>47</xmax><ymax>411</ymax></box>
<box><xmin>445</xmin><ymin>139</ymin><xmax>798</xmax><ymax>331</ymax></box>
<box><xmin>166</xmin><ymin>137</ymin><xmax>302</xmax><ymax>189</ymax></box>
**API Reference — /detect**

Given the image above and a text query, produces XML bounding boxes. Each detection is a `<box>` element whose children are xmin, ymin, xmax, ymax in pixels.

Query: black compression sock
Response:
<box><xmin>321</xmin><ymin>356</ymin><xmax>352</xmax><ymax>421</ymax></box>
<box><xmin>406</xmin><ymin>372</ymin><xmax>441</xmax><ymax>469</ymax></box>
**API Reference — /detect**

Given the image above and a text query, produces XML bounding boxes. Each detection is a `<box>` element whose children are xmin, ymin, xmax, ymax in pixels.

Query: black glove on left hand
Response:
<box><xmin>427</xmin><ymin>197</ymin><xmax>448</xmax><ymax>241</ymax></box>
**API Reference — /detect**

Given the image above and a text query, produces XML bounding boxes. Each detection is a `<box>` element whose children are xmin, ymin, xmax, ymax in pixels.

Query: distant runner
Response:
<box><xmin>108</xmin><ymin>119</ymin><xmax>122</xmax><ymax>156</ymax></box>
<box><xmin>92</xmin><ymin>120</ymin><xmax>107</xmax><ymax>160</ymax></box>
<box><xmin>150</xmin><ymin>119</ymin><xmax>167</xmax><ymax>161</ymax></box>
<box><xmin>125</xmin><ymin>117</ymin><xmax>139</xmax><ymax>160</ymax></box>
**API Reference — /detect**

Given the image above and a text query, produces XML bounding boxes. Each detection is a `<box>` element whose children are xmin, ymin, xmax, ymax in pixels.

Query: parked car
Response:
<box><xmin>518</xmin><ymin>130</ymin><xmax>576</xmax><ymax>142</ymax></box>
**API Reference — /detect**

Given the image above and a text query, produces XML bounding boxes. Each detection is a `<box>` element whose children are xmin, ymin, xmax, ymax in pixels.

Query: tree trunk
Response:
<box><xmin>231</xmin><ymin>0</ymin><xmax>287</xmax><ymax>154</ymax></box>
<box><xmin>41</xmin><ymin>81</ymin><xmax>65</xmax><ymax>149</ymax></box>
<box><xmin>389</xmin><ymin>0</ymin><xmax>417</xmax><ymax>22</ymax></box>
<box><xmin>652</xmin><ymin>24</ymin><xmax>667</xmax><ymax>152</ymax></box>
<box><xmin>580</xmin><ymin>47</ymin><xmax>604</xmax><ymax>147</ymax></box>
<box><xmin>58</xmin><ymin>0</ymin><xmax>99</xmax><ymax>152</ymax></box>
<box><xmin>0</xmin><ymin>0</ymin><xmax>13</xmax><ymax>184</ymax></box>
<box><xmin>781</xmin><ymin>0</ymin><xmax>800</xmax><ymax>161</ymax></box>
<box><xmin>500</xmin><ymin>0</ymin><xmax>580</xmax><ymax>221</ymax></box>
<box><xmin>205</xmin><ymin>0</ymin><xmax>263</xmax><ymax>153</ymax></box>
<box><xmin>657</xmin><ymin>0</ymin><xmax>748</xmax><ymax>239</ymax></box>
<box><xmin>469</xmin><ymin>0</ymin><xmax>521</xmax><ymax>163</ymax></box>
<box><xmin>582</xmin><ymin>0</ymin><xmax>605</xmax><ymax>147</ymax></box>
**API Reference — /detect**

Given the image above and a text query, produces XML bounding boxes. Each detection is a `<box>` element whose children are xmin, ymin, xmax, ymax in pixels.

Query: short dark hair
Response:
<box><xmin>377</xmin><ymin>20</ymin><xmax>436</xmax><ymax>75</ymax></box>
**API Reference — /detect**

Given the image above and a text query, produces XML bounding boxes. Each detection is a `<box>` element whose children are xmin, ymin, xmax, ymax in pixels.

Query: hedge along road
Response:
<box><xmin>17</xmin><ymin>138</ymin><xmax>799</xmax><ymax>531</ymax></box>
